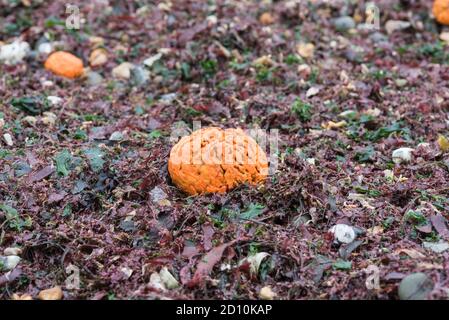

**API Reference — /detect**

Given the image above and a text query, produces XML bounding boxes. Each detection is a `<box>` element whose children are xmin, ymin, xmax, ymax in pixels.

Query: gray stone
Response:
<box><xmin>131</xmin><ymin>66</ymin><xmax>150</xmax><ymax>86</ymax></box>
<box><xmin>334</xmin><ymin>16</ymin><xmax>356</xmax><ymax>32</ymax></box>
<box><xmin>369</xmin><ymin>32</ymin><xmax>388</xmax><ymax>43</ymax></box>
<box><xmin>385</xmin><ymin>20</ymin><xmax>411</xmax><ymax>35</ymax></box>
<box><xmin>398</xmin><ymin>273</ymin><xmax>433</xmax><ymax>300</ymax></box>
<box><xmin>423</xmin><ymin>241</ymin><xmax>449</xmax><ymax>253</ymax></box>
<box><xmin>160</xmin><ymin>93</ymin><xmax>177</xmax><ymax>103</ymax></box>
<box><xmin>86</xmin><ymin>71</ymin><xmax>103</xmax><ymax>86</ymax></box>
<box><xmin>109</xmin><ymin>131</ymin><xmax>124</xmax><ymax>141</ymax></box>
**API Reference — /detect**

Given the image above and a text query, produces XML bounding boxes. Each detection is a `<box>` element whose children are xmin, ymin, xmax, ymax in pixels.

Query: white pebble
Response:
<box><xmin>0</xmin><ymin>40</ymin><xmax>30</xmax><ymax>65</ymax></box>
<box><xmin>3</xmin><ymin>247</ymin><xmax>22</xmax><ymax>256</ymax></box>
<box><xmin>143</xmin><ymin>53</ymin><xmax>162</xmax><ymax>68</ymax></box>
<box><xmin>47</xmin><ymin>96</ymin><xmax>63</xmax><ymax>106</ymax></box>
<box><xmin>259</xmin><ymin>286</ymin><xmax>276</xmax><ymax>300</ymax></box>
<box><xmin>329</xmin><ymin>224</ymin><xmax>356</xmax><ymax>244</ymax></box>
<box><xmin>392</xmin><ymin>147</ymin><xmax>414</xmax><ymax>164</ymax></box>
<box><xmin>0</xmin><ymin>255</ymin><xmax>21</xmax><ymax>271</ymax></box>
<box><xmin>112</xmin><ymin>62</ymin><xmax>134</xmax><ymax>79</ymax></box>
<box><xmin>306</xmin><ymin>86</ymin><xmax>320</xmax><ymax>98</ymax></box>
<box><xmin>38</xmin><ymin>42</ymin><xmax>53</xmax><ymax>55</ymax></box>
<box><xmin>3</xmin><ymin>133</ymin><xmax>13</xmax><ymax>146</ymax></box>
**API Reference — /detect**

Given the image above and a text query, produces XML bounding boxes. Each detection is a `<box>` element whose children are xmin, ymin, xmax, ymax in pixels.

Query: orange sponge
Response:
<box><xmin>44</xmin><ymin>51</ymin><xmax>84</xmax><ymax>79</ymax></box>
<box><xmin>168</xmin><ymin>127</ymin><xmax>268</xmax><ymax>195</ymax></box>
<box><xmin>433</xmin><ymin>0</ymin><xmax>449</xmax><ymax>25</ymax></box>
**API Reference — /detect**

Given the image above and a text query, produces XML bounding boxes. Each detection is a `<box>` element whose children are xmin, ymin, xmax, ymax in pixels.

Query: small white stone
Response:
<box><xmin>0</xmin><ymin>40</ymin><xmax>30</xmax><ymax>65</ymax></box>
<box><xmin>3</xmin><ymin>133</ymin><xmax>13</xmax><ymax>146</ymax></box>
<box><xmin>109</xmin><ymin>131</ymin><xmax>124</xmax><ymax>141</ymax></box>
<box><xmin>306</xmin><ymin>158</ymin><xmax>316</xmax><ymax>165</ymax></box>
<box><xmin>259</xmin><ymin>286</ymin><xmax>276</xmax><ymax>300</ymax></box>
<box><xmin>297</xmin><ymin>64</ymin><xmax>311</xmax><ymax>75</ymax></box>
<box><xmin>47</xmin><ymin>96</ymin><xmax>63</xmax><ymax>106</ymax></box>
<box><xmin>149</xmin><ymin>272</ymin><xmax>167</xmax><ymax>291</ymax></box>
<box><xmin>42</xmin><ymin>80</ymin><xmax>54</xmax><ymax>87</ymax></box>
<box><xmin>22</xmin><ymin>116</ymin><xmax>37</xmax><ymax>125</ymax></box>
<box><xmin>159</xmin><ymin>267</ymin><xmax>179</xmax><ymax>289</ymax></box>
<box><xmin>384</xmin><ymin>169</ymin><xmax>394</xmax><ymax>182</ymax></box>
<box><xmin>120</xmin><ymin>267</ymin><xmax>133</xmax><ymax>279</ymax></box>
<box><xmin>38</xmin><ymin>42</ymin><xmax>52</xmax><ymax>55</ymax></box>
<box><xmin>206</xmin><ymin>15</ymin><xmax>218</xmax><ymax>25</ymax></box>
<box><xmin>220</xmin><ymin>263</ymin><xmax>232</xmax><ymax>271</ymax></box>
<box><xmin>112</xmin><ymin>62</ymin><xmax>134</xmax><ymax>79</ymax></box>
<box><xmin>143</xmin><ymin>53</ymin><xmax>163</xmax><ymax>67</ymax></box>
<box><xmin>241</xmin><ymin>252</ymin><xmax>270</xmax><ymax>275</ymax></box>
<box><xmin>440</xmin><ymin>32</ymin><xmax>449</xmax><ymax>43</ymax></box>
<box><xmin>392</xmin><ymin>147</ymin><xmax>414</xmax><ymax>164</ymax></box>
<box><xmin>329</xmin><ymin>224</ymin><xmax>356</xmax><ymax>244</ymax></box>
<box><xmin>297</xmin><ymin>42</ymin><xmax>315</xmax><ymax>58</ymax></box>
<box><xmin>364</xmin><ymin>108</ymin><xmax>381</xmax><ymax>117</ymax></box>
<box><xmin>41</xmin><ymin>112</ymin><xmax>57</xmax><ymax>126</ymax></box>
<box><xmin>423</xmin><ymin>241</ymin><xmax>449</xmax><ymax>254</ymax></box>
<box><xmin>385</xmin><ymin>20</ymin><xmax>411</xmax><ymax>35</ymax></box>
<box><xmin>3</xmin><ymin>247</ymin><xmax>22</xmax><ymax>256</ymax></box>
<box><xmin>306</xmin><ymin>86</ymin><xmax>320</xmax><ymax>98</ymax></box>
<box><xmin>0</xmin><ymin>255</ymin><xmax>21</xmax><ymax>271</ymax></box>
<box><xmin>160</xmin><ymin>93</ymin><xmax>177</xmax><ymax>103</ymax></box>
<box><xmin>159</xmin><ymin>48</ymin><xmax>171</xmax><ymax>55</ymax></box>
<box><xmin>339</xmin><ymin>110</ymin><xmax>357</xmax><ymax>119</ymax></box>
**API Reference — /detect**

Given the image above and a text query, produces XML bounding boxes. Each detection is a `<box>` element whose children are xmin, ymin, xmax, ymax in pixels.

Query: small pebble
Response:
<box><xmin>329</xmin><ymin>224</ymin><xmax>356</xmax><ymax>244</ymax></box>
<box><xmin>392</xmin><ymin>147</ymin><xmax>414</xmax><ymax>164</ymax></box>
<box><xmin>3</xmin><ymin>133</ymin><xmax>13</xmax><ymax>146</ymax></box>
<box><xmin>109</xmin><ymin>131</ymin><xmax>124</xmax><ymax>141</ymax></box>
<box><xmin>0</xmin><ymin>255</ymin><xmax>21</xmax><ymax>271</ymax></box>
<box><xmin>259</xmin><ymin>286</ymin><xmax>276</xmax><ymax>300</ymax></box>
<box><xmin>86</xmin><ymin>71</ymin><xmax>103</xmax><ymax>86</ymax></box>
<box><xmin>143</xmin><ymin>53</ymin><xmax>163</xmax><ymax>67</ymax></box>
<box><xmin>47</xmin><ymin>96</ymin><xmax>63</xmax><ymax>106</ymax></box>
<box><xmin>112</xmin><ymin>62</ymin><xmax>134</xmax><ymax>79</ymax></box>
<box><xmin>38</xmin><ymin>286</ymin><xmax>63</xmax><ymax>300</ymax></box>
<box><xmin>297</xmin><ymin>42</ymin><xmax>314</xmax><ymax>59</ymax></box>
<box><xmin>0</xmin><ymin>40</ymin><xmax>30</xmax><ymax>65</ymax></box>
<box><xmin>89</xmin><ymin>48</ymin><xmax>108</xmax><ymax>67</ymax></box>
<box><xmin>37</xmin><ymin>42</ymin><xmax>52</xmax><ymax>55</ymax></box>
<box><xmin>11</xmin><ymin>293</ymin><xmax>33</xmax><ymax>300</ymax></box>
<box><xmin>131</xmin><ymin>65</ymin><xmax>150</xmax><ymax>86</ymax></box>
<box><xmin>3</xmin><ymin>247</ymin><xmax>22</xmax><ymax>256</ymax></box>
<box><xmin>398</xmin><ymin>273</ymin><xmax>433</xmax><ymax>300</ymax></box>
<box><xmin>333</xmin><ymin>16</ymin><xmax>356</xmax><ymax>31</ymax></box>
<box><xmin>385</xmin><ymin>20</ymin><xmax>411</xmax><ymax>35</ymax></box>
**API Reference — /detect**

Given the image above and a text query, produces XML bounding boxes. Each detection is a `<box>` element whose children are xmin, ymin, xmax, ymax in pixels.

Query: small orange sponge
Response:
<box><xmin>44</xmin><ymin>51</ymin><xmax>84</xmax><ymax>79</ymax></box>
<box><xmin>433</xmin><ymin>0</ymin><xmax>449</xmax><ymax>25</ymax></box>
<box><xmin>168</xmin><ymin>127</ymin><xmax>269</xmax><ymax>195</ymax></box>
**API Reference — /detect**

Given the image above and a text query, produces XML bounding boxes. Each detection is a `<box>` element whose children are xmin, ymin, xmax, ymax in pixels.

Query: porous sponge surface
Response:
<box><xmin>168</xmin><ymin>127</ymin><xmax>269</xmax><ymax>195</ymax></box>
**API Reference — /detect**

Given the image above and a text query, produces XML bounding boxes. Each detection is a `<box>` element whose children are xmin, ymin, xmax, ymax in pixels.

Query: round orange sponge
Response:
<box><xmin>168</xmin><ymin>127</ymin><xmax>269</xmax><ymax>195</ymax></box>
<box><xmin>44</xmin><ymin>51</ymin><xmax>84</xmax><ymax>79</ymax></box>
<box><xmin>433</xmin><ymin>0</ymin><xmax>449</xmax><ymax>25</ymax></box>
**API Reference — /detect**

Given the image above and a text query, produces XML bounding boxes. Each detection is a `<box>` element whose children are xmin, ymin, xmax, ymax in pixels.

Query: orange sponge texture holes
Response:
<box><xmin>44</xmin><ymin>51</ymin><xmax>84</xmax><ymax>79</ymax></box>
<box><xmin>433</xmin><ymin>0</ymin><xmax>449</xmax><ymax>25</ymax></box>
<box><xmin>168</xmin><ymin>127</ymin><xmax>269</xmax><ymax>195</ymax></box>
